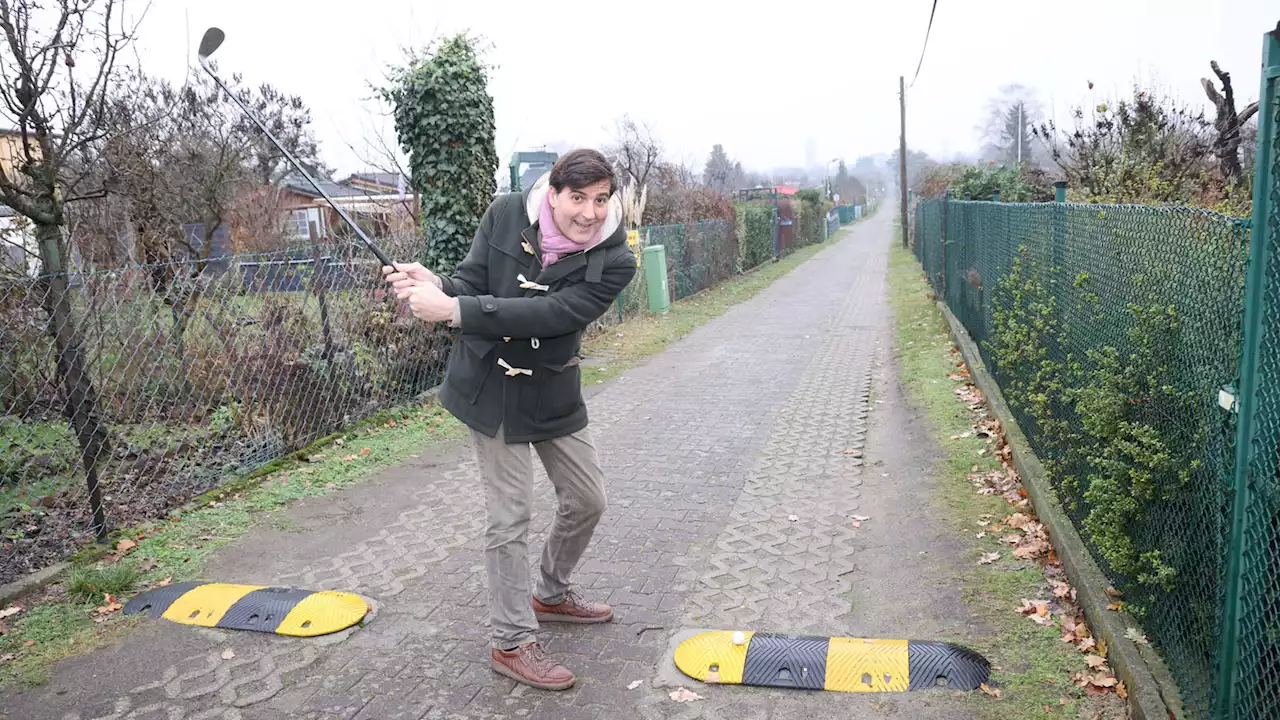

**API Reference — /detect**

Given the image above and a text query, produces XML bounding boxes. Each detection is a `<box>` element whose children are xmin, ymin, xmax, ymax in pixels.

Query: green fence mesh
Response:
<box><xmin>912</xmin><ymin>197</ymin><xmax>1252</xmax><ymax>717</ymax></box>
<box><xmin>1225</xmin><ymin>31</ymin><xmax>1280</xmax><ymax>720</ymax></box>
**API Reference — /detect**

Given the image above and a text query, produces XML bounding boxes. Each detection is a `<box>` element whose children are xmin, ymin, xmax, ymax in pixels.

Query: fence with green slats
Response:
<box><xmin>906</xmin><ymin>25</ymin><xmax>1279</xmax><ymax>720</ymax></box>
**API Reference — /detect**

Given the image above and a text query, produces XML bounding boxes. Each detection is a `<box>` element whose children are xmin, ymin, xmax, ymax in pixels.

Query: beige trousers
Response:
<box><xmin>470</xmin><ymin>424</ymin><xmax>607</xmax><ymax>649</ymax></box>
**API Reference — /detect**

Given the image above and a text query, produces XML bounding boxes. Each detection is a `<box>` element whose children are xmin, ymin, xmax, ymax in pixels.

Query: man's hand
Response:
<box><xmin>396</xmin><ymin>281</ymin><xmax>458</xmax><ymax>323</ymax></box>
<box><xmin>382</xmin><ymin>262</ymin><xmax>440</xmax><ymax>292</ymax></box>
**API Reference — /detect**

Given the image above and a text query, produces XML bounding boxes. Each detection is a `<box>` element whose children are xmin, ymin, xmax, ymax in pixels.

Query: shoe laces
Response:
<box><xmin>521</xmin><ymin>642</ymin><xmax>559</xmax><ymax>673</ymax></box>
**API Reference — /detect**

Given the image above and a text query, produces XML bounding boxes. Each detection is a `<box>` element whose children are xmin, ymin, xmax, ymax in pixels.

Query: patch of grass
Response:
<box><xmin>886</xmin><ymin>234</ymin><xmax>1124</xmax><ymax>719</ymax></box>
<box><xmin>65</xmin><ymin>564</ymin><xmax>140</xmax><ymax>605</ymax></box>
<box><xmin>581</xmin><ymin>237</ymin><xmax>837</xmax><ymax>386</ymax></box>
<box><xmin>0</xmin><ymin>402</ymin><xmax>463</xmax><ymax>687</ymax></box>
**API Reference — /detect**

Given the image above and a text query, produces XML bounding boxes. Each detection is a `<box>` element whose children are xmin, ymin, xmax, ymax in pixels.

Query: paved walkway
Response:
<box><xmin>3</xmin><ymin>210</ymin><xmax>988</xmax><ymax>719</ymax></box>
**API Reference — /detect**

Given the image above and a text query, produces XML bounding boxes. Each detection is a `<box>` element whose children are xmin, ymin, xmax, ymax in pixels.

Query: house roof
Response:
<box><xmin>775</xmin><ymin>185</ymin><xmax>799</xmax><ymax>196</ymax></box>
<box><xmin>340</xmin><ymin>172</ymin><xmax>406</xmax><ymax>191</ymax></box>
<box><xmin>279</xmin><ymin>172</ymin><xmax>369</xmax><ymax>199</ymax></box>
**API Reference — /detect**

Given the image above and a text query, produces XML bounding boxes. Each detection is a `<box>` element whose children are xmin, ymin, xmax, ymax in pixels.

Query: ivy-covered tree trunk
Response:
<box><xmin>383</xmin><ymin>34</ymin><xmax>498</xmax><ymax>274</ymax></box>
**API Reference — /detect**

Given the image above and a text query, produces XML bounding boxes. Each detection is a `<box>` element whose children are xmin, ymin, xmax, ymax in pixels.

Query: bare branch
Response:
<box><xmin>1239</xmin><ymin>102</ymin><xmax>1259</xmax><ymax>127</ymax></box>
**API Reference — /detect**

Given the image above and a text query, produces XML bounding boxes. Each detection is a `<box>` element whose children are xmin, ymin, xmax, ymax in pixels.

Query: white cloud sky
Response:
<box><xmin>128</xmin><ymin>0</ymin><xmax>1275</xmax><ymax>177</ymax></box>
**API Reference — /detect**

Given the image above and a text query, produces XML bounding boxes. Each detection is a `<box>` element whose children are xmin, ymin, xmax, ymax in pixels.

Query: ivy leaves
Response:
<box><xmin>381</xmin><ymin>34</ymin><xmax>498</xmax><ymax>274</ymax></box>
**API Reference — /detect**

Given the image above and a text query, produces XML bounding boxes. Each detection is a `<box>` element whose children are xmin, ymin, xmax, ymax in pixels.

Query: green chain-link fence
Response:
<box><xmin>906</xmin><ymin>25</ymin><xmax>1279</xmax><ymax>720</ymax></box>
<box><xmin>0</xmin><ymin>234</ymin><xmax>450</xmax><ymax>587</ymax></box>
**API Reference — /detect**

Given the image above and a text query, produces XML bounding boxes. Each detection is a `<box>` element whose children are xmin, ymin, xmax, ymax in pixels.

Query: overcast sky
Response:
<box><xmin>128</xmin><ymin>0</ymin><xmax>1275</xmax><ymax>178</ymax></box>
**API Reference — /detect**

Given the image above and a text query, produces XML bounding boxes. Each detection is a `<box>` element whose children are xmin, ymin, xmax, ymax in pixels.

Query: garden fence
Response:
<box><xmin>906</xmin><ymin>25</ymin><xmax>1279</xmax><ymax>720</ymax></box>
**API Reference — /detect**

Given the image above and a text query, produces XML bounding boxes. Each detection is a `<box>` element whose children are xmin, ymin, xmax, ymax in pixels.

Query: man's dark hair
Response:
<box><xmin>549</xmin><ymin>149</ymin><xmax>617</xmax><ymax>196</ymax></box>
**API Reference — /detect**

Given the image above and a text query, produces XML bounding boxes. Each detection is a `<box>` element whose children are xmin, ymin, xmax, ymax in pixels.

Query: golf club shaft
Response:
<box><xmin>198</xmin><ymin>62</ymin><xmax>395</xmax><ymax>269</ymax></box>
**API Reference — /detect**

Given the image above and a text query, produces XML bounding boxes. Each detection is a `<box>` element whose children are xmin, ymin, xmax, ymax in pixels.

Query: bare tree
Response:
<box><xmin>1202</xmin><ymin>60</ymin><xmax>1260</xmax><ymax>188</ymax></box>
<box><xmin>0</xmin><ymin>0</ymin><xmax>142</xmax><ymax>536</ymax></box>
<box><xmin>606</xmin><ymin>114</ymin><xmax>661</xmax><ymax>189</ymax></box>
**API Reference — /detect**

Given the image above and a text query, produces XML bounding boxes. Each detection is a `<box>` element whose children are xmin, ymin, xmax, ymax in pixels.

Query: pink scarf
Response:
<box><xmin>538</xmin><ymin>192</ymin><xmax>606</xmax><ymax>267</ymax></box>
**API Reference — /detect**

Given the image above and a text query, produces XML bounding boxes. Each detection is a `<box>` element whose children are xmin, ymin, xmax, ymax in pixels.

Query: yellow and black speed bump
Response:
<box><xmin>674</xmin><ymin>631</ymin><xmax>990</xmax><ymax>693</ymax></box>
<box><xmin>123</xmin><ymin>582</ymin><xmax>370</xmax><ymax>637</ymax></box>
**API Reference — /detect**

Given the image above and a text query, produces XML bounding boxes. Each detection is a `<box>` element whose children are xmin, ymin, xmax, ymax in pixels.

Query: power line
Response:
<box><xmin>908</xmin><ymin>0</ymin><xmax>938</xmax><ymax>89</ymax></box>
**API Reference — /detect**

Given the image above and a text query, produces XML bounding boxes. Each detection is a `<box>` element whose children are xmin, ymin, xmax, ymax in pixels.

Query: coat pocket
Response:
<box><xmin>535</xmin><ymin>357</ymin><xmax>582</xmax><ymax>422</ymax></box>
<box><xmin>448</xmin><ymin>335</ymin><xmax>498</xmax><ymax>403</ymax></box>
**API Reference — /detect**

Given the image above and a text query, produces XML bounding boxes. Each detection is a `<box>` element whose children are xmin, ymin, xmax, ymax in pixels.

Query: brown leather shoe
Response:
<box><xmin>533</xmin><ymin>588</ymin><xmax>614</xmax><ymax>624</ymax></box>
<box><xmin>490</xmin><ymin>642</ymin><xmax>576</xmax><ymax>690</ymax></box>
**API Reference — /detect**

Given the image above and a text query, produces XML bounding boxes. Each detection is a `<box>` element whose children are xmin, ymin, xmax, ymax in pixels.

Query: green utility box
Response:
<box><xmin>642</xmin><ymin>245</ymin><xmax>670</xmax><ymax>314</ymax></box>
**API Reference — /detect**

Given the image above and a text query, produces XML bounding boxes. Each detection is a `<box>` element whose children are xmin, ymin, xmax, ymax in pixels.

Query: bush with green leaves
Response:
<box><xmin>382</xmin><ymin>34</ymin><xmax>498</xmax><ymax>273</ymax></box>
<box><xmin>735</xmin><ymin>202</ymin><xmax>775</xmax><ymax>270</ymax></box>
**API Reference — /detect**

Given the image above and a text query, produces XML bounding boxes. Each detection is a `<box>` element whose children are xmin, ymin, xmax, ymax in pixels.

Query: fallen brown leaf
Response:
<box><xmin>359</xmin><ymin>447</ymin><xmax>371</xmax><ymax>457</ymax></box>
<box><xmin>669</xmin><ymin>687</ymin><xmax>703</xmax><ymax>703</ymax></box>
<box><xmin>0</xmin><ymin>606</ymin><xmax>21</xmax><ymax>620</ymax></box>
<box><xmin>1006</xmin><ymin>513</ymin><xmax>1031</xmax><ymax>529</ymax></box>
<box><xmin>24</xmin><ymin>639</ymin><xmax>35</xmax><ymax>647</ymax></box>
<box><xmin>1105</xmin><ymin>586</ymin><xmax>1124</xmax><ymax>598</ymax></box>
<box><xmin>1084</xmin><ymin>654</ymin><xmax>1108</xmax><ymax>669</ymax></box>
<box><xmin>1107</xmin><ymin>602</ymin><xmax>1124</xmax><ymax>612</ymax></box>
<box><xmin>1090</xmin><ymin>672</ymin><xmax>1118</xmax><ymax>688</ymax></box>
<box><xmin>979</xmin><ymin>552</ymin><xmax>1000</xmax><ymax>565</ymax></box>
<box><xmin>1125</xmin><ymin>627</ymin><xmax>1150</xmax><ymax>646</ymax></box>
<box><xmin>116</xmin><ymin>538</ymin><xmax>137</xmax><ymax>553</ymax></box>
<box><xmin>140</xmin><ymin>558</ymin><xmax>158</xmax><ymax>573</ymax></box>
<box><xmin>1014</xmin><ymin>537</ymin><xmax>1051</xmax><ymax>560</ymax></box>
<box><xmin>1077</xmin><ymin>637</ymin><xmax>1097</xmax><ymax>652</ymax></box>
<box><xmin>980</xmin><ymin>683</ymin><xmax>1002</xmax><ymax>698</ymax></box>
<box><xmin>1116</xmin><ymin>681</ymin><xmax>1128</xmax><ymax>699</ymax></box>
<box><xmin>156</xmin><ymin>576</ymin><xmax>173</xmax><ymax>587</ymax></box>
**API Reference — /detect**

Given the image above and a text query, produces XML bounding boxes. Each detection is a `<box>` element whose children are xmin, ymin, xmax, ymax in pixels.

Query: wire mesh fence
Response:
<box><xmin>0</xmin><ymin>235</ymin><xmax>450</xmax><ymax>586</ymax></box>
<box><xmin>908</xmin><ymin>176</ymin><xmax>1278</xmax><ymax>716</ymax></box>
<box><xmin>1221</xmin><ymin>31</ymin><xmax>1280</xmax><ymax>720</ymax></box>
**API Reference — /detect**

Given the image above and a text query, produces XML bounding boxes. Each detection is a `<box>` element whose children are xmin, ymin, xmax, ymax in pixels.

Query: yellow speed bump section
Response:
<box><xmin>124</xmin><ymin>582</ymin><xmax>370</xmax><ymax>636</ymax></box>
<box><xmin>824</xmin><ymin>638</ymin><xmax>909</xmax><ymax>692</ymax></box>
<box><xmin>276</xmin><ymin>590</ymin><xmax>370</xmax><ymax>637</ymax></box>
<box><xmin>160</xmin><ymin>582</ymin><xmax>259</xmax><ymax>627</ymax></box>
<box><xmin>674</xmin><ymin>631</ymin><xmax>755</xmax><ymax>684</ymax></box>
<box><xmin>673</xmin><ymin>631</ymin><xmax>990</xmax><ymax>693</ymax></box>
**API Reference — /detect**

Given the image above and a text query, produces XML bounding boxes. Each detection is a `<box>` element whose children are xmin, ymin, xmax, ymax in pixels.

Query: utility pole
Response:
<box><xmin>1017</xmin><ymin>103</ymin><xmax>1023</xmax><ymax>164</ymax></box>
<box><xmin>899</xmin><ymin>75</ymin><xmax>909</xmax><ymax>248</ymax></box>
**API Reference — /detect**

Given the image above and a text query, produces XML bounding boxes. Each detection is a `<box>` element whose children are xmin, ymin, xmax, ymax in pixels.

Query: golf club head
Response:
<box><xmin>198</xmin><ymin>27</ymin><xmax>225</xmax><ymax>64</ymax></box>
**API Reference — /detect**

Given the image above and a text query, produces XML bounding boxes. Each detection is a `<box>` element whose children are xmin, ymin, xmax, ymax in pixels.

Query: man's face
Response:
<box><xmin>548</xmin><ymin>179</ymin><xmax>611</xmax><ymax>244</ymax></box>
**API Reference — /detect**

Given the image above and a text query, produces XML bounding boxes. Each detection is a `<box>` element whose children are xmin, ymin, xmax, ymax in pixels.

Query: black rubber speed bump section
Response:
<box><xmin>906</xmin><ymin>640</ymin><xmax>993</xmax><ymax>691</ymax></box>
<box><xmin>674</xmin><ymin>630</ymin><xmax>991</xmax><ymax>693</ymax></box>
<box><xmin>123</xmin><ymin>581</ymin><xmax>369</xmax><ymax>637</ymax></box>
<box><xmin>742</xmin><ymin>632</ymin><xmax>828</xmax><ymax>690</ymax></box>
<box><xmin>122</xmin><ymin>581</ymin><xmax>204</xmax><ymax>618</ymax></box>
<box><xmin>217</xmin><ymin>587</ymin><xmax>315</xmax><ymax>633</ymax></box>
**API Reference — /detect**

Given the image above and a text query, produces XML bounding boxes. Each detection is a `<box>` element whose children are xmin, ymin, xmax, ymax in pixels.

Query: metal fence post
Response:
<box><xmin>1216</xmin><ymin>22</ymin><xmax>1280</xmax><ymax>720</ymax></box>
<box><xmin>941</xmin><ymin>191</ymin><xmax>950</xmax><ymax>299</ymax></box>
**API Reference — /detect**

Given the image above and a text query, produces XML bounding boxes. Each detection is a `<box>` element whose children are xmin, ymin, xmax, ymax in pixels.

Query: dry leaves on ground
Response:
<box><xmin>221</xmin><ymin>648</ymin><xmax>236</xmax><ymax>660</ymax></box>
<box><xmin>980</xmin><ymin>683</ymin><xmax>1002</xmax><ymax>698</ymax></box>
<box><xmin>0</xmin><ymin>605</ymin><xmax>21</xmax><ymax>620</ymax></box>
<box><xmin>92</xmin><ymin>594</ymin><xmax>123</xmax><ymax>623</ymax></box>
<box><xmin>950</xmin><ymin>361</ymin><xmax>1133</xmax><ymax>702</ymax></box>
<box><xmin>669</xmin><ymin>687</ymin><xmax>704</xmax><ymax>702</ymax></box>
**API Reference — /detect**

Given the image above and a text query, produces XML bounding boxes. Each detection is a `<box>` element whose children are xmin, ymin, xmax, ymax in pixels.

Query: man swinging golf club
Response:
<box><xmin>383</xmin><ymin>149</ymin><xmax>636</xmax><ymax>690</ymax></box>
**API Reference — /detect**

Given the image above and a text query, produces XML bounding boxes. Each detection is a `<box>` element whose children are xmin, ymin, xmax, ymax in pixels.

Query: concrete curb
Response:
<box><xmin>937</xmin><ymin>301</ymin><xmax>1184</xmax><ymax>720</ymax></box>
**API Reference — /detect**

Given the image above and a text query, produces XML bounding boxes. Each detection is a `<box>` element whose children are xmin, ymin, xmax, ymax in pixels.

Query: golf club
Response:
<box><xmin>197</xmin><ymin>27</ymin><xmax>396</xmax><ymax>269</ymax></box>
